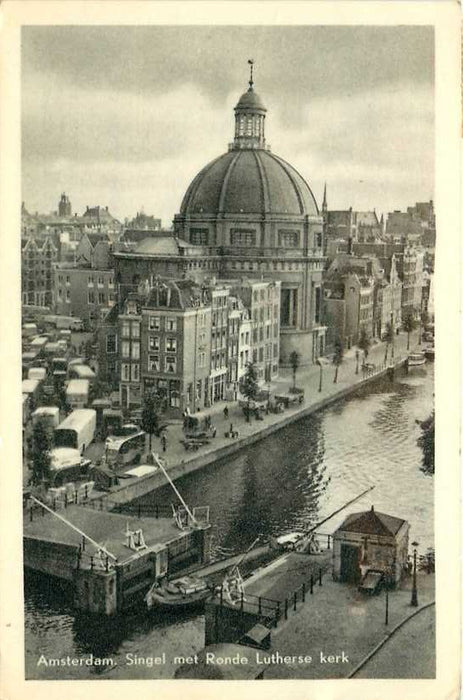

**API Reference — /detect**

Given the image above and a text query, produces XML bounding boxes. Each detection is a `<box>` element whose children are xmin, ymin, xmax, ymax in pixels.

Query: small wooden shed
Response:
<box><xmin>332</xmin><ymin>505</ymin><xmax>409</xmax><ymax>586</ymax></box>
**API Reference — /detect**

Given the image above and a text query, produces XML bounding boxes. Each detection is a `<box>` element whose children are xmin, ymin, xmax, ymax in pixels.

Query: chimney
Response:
<box><xmin>370</xmin><ymin>505</ymin><xmax>375</xmax><ymax>512</ymax></box>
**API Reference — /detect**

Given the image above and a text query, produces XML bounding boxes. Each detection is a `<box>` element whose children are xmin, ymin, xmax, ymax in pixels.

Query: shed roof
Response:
<box><xmin>336</xmin><ymin>506</ymin><xmax>406</xmax><ymax>537</ymax></box>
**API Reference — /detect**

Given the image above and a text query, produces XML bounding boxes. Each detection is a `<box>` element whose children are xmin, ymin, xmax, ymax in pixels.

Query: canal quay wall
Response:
<box><xmin>87</xmin><ymin>356</ymin><xmax>408</xmax><ymax>510</ymax></box>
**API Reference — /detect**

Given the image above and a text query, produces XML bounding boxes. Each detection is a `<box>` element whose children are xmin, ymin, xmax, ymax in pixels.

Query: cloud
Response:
<box><xmin>21</xmin><ymin>26</ymin><xmax>434</xmax><ymax>222</ymax></box>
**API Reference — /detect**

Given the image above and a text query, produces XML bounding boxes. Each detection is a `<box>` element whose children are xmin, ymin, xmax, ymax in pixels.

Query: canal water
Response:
<box><xmin>24</xmin><ymin>365</ymin><xmax>434</xmax><ymax>679</ymax></box>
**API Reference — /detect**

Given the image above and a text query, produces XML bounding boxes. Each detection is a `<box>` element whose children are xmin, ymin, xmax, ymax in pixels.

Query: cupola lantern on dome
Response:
<box><xmin>232</xmin><ymin>59</ymin><xmax>267</xmax><ymax>151</ymax></box>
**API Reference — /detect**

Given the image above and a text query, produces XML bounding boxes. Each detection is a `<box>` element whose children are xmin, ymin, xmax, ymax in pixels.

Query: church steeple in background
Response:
<box><xmin>231</xmin><ymin>60</ymin><xmax>268</xmax><ymax>151</ymax></box>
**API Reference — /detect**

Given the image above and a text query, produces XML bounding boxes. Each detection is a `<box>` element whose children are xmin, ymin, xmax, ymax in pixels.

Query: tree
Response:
<box><xmin>383</xmin><ymin>322</ymin><xmax>394</xmax><ymax>363</ymax></box>
<box><xmin>289</xmin><ymin>351</ymin><xmax>300</xmax><ymax>390</ymax></box>
<box><xmin>417</xmin><ymin>411</ymin><xmax>434</xmax><ymax>475</ymax></box>
<box><xmin>402</xmin><ymin>314</ymin><xmax>417</xmax><ymax>350</ymax></box>
<box><xmin>357</xmin><ymin>328</ymin><xmax>371</xmax><ymax>364</ymax></box>
<box><xmin>241</xmin><ymin>362</ymin><xmax>259</xmax><ymax>421</ymax></box>
<box><xmin>140</xmin><ymin>391</ymin><xmax>161</xmax><ymax>452</ymax></box>
<box><xmin>30</xmin><ymin>419</ymin><xmax>52</xmax><ymax>487</ymax></box>
<box><xmin>332</xmin><ymin>338</ymin><xmax>344</xmax><ymax>383</ymax></box>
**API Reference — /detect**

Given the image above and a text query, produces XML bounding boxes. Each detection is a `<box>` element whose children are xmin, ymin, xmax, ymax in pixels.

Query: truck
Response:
<box><xmin>68</xmin><ymin>364</ymin><xmax>96</xmax><ymax>382</ymax></box>
<box><xmin>49</xmin><ymin>447</ymin><xmax>92</xmax><ymax>487</ymax></box>
<box><xmin>54</xmin><ymin>409</ymin><xmax>97</xmax><ymax>454</ymax></box>
<box><xmin>22</xmin><ymin>378</ymin><xmax>41</xmax><ymax>409</ymax></box>
<box><xmin>27</xmin><ymin>367</ymin><xmax>47</xmax><ymax>382</ymax></box>
<box><xmin>32</xmin><ymin>406</ymin><xmax>61</xmax><ymax>430</ymax></box>
<box><xmin>56</xmin><ymin>316</ymin><xmax>84</xmax><ymax>331</ymax></box>
<box><xmin>274</xmin><ymin>387</ymin><xmax>305</xmax><ymax>408</ymax></box>
<box><xmin>66</xmin><ymin>379</ymin><xmax>90</xmax><ymax>409</ymax></box>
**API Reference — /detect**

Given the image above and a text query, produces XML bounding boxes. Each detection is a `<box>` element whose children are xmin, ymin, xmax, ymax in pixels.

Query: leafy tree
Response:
<box><xmin>383</xmin><ymin>322</ymin><xmax>394</xmax><ymax>362</ymax></box>
<box><xmin>241</xmin><ymin>362</ymin><xmax>259</xmax><ymax>401</ymax></box>
<box><xmin>402</xmin><ymin>314</ymin><xmax>417</xmax><ymax>350</ymax></box>
<box><xmin>30</xmin><ymin>419</ymin><xmax>52</xmax><ymax>486</ymax></box>
<box><xmin>140</xmin><ymin>391</ymin><xmax>161</xmax><ymax>452</ymax></box>
<box><xmin>289</xmin><ymin>351</ymin><xmax>300</xmax><ymax>390</ymax></box>
<box><xmin>417</xmin><ymin>411</ymin><xmax>434</xmax><ymax>475</ymax></box>
<box><xmin>357</xmin><ymin>328</ymin><xmax>371</xmax><ymax>363</ymax></box>
<box><xmin>241</xmin><ymin>362</ymin><xmax>259</xmax><ymax>421</ymax></box>
<box><xmin>332</xmin><ymin>338</ymin><xmax>344</xmax><ymax>383</ymax></box>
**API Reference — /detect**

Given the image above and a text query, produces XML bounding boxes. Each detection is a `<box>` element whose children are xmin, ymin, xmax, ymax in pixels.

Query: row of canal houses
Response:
<box><xmin>98</xmin><ymin>276</ymin><xmax>280</xmax><ymax>414</ymax></box>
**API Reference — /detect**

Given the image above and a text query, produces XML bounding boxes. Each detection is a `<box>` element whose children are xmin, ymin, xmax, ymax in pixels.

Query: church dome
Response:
<box><xmin>179</xmin><ymin>149</ymin><xmax>318</xmax><ymax>217</ymax></box>
<box><xmin>235</xmin><ymin>87</ymin><xmax>267</xmax><ymax>113</ymax></box>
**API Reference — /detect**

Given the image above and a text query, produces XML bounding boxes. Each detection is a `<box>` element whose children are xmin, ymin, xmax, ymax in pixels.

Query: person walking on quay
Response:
<box><xmin>161</xmin><ymin>433</ymin><xmax>167</xmax><ymax>453</ymax></box>
<box><xmin>223</xmin><ymin>406</ymin><xmax>229</xmax><ymax>420</ymax></box>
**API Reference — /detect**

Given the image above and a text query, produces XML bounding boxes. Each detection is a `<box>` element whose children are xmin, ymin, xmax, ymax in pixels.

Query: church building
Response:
<box><xmin>114</xmin><ymin>65</ymin><xmax>327</xmax><ymax>364</ymax></box>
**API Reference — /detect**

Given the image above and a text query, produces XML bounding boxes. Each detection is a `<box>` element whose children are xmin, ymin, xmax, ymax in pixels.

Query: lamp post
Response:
<box><xmin>317</xmin><ymin>360</ymin><xmax>323</xmax><ymax>392</ymax></box>
<box><xmin>410</xmin><ymin>540</ymin><xmax>419</xmax><ymax>607</ymax></box>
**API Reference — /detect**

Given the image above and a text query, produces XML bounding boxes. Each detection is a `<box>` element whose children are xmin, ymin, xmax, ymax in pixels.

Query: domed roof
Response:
<box><xmin>235</xmin><ymin>87</ymin><xmax>267</xmax><ymax>113</ymax></box>
<box><xmin>180</xmin><ymin>149</ymin><xmax>319</xmax><ymax>217</ymax></box>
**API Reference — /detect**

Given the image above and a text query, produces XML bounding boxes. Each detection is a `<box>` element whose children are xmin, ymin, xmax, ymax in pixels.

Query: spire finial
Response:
<box><xmin>248</xmin><ymin>58</ymin><xmax>254</xmax><ymax>89</ymax></box>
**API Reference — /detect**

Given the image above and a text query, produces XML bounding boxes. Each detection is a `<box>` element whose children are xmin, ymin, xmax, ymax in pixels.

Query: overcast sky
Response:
<box><xmin>22</xmin><ymin>26</ymin><xmax>434</xmax><ymax>225</ymax></box>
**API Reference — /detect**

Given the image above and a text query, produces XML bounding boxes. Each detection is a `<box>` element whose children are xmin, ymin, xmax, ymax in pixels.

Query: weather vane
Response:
<box><xmin>248</xmin><ymin>59</ymin><xmax>254</xmax><ymax>88</ymax></box>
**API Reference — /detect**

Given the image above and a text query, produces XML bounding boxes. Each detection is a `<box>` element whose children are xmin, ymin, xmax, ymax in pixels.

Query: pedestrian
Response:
<box><xmin>223</xmin><ymin>406</ymin><xmax>229</xmax><ymax>419</ymax></box>
<box><xmin>161</xmin><ymin>434</ymin><xmax>167</xmax><ymax>453</ymax></box>
<box><xmin>229</xmin><ymin>423</ymin><xmax>234</xmax><ymax>436</ymax></box>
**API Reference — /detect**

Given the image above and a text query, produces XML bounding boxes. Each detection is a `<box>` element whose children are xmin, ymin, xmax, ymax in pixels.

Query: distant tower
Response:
<box><xmin>58</xmin><ymin>192</ymin><xmax>72</xmax><ymax>217</ymax></box>
<box><xmin>322</xmin><ymin>182</ymin><xmax>328</xmax><ymax>214</ymax></box>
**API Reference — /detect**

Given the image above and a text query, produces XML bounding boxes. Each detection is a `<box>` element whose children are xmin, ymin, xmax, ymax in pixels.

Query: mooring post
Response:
<box><xmin>82</xmin><ymin>535</ymin><xmax>86</xmax><ymax>551</ymax></box>
<box><xmin>240</xmin><ymin>592</ymin><xmax>244</xmax><ymax>611</ymax></box>
<box><xmin>327</xmin><ymin>534</ymin><xmax>331</xmax><ymax>550</ymax></box>
<box><xmin>302</xmin><ymin>582</ymin><xmax>306</xmax><ymax>602</ymax></box>
<box><xmin>90</xmin><ymin>556</ymin><xmax>94</xmax><ymax>570</ymax></box>
<box><xmin>220</xmin><ymin>585</ymin><xmax>223</xmax><ymax>606</ymax></box>
<box><xmin>64</xmin><ymin>493</ymin><xmax>67</xmax><ymax>508</ymax></box>
<box><xmin>284</xmin><ymin>599</ymin><xmax>288</xmax><ymax>620</ymax></box>
<box><xmin>293</xmin><ymin>591</ymin><xmax>297</xmax><ymax>611</ymax></box>
<box><xmin>30</xmin><ymin>507</ymin><xmax>33</xmax><ymax>522</ymax></box>
<box><xmin>276</xmin><ymin>601</ymin><xmax>280</xmax><ymax>624</ymax></box>
<box><xmin>138</xmin><ymin>504</ymin><xmax>141</xmax><ymax>519</ymax></box>
<box><xmin>319</xmin><ymin>568</ymin><xmax>322</xmax><ymax>586</ymax></box>
<box><xmin>310</xmin><ymin>575</ymin><xmax>314</xmax><ymax>594</ymax></box>
<box><xmin>258</xmin><ymin>597</ymin><xmax>262</xmax><ymax>614</ymax></box>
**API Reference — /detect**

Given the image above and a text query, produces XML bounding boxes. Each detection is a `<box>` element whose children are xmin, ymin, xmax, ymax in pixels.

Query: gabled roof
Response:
<box><xmin>337</xmin><ymin>506</ymin><xmax>406</xmax><ymax>537</ymax></box>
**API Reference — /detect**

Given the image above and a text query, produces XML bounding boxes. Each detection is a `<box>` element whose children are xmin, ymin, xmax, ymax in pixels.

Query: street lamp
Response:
<box><xmin>410</xmin><ymin>540</ymin><xmax>419</xmax><ymax>607</ymax></box>
<box><xmin>317</xmin><ymin>359</ymin><xmax>323</xmax><ymax>392</ymax></box>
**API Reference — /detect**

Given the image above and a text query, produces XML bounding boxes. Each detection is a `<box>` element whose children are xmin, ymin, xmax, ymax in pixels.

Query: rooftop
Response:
<box><xmin>24</xmin><ymin>504</ymin><xmax>189</xmax><ymax>563</ymax></box>
<box><xmin>336</xmin><ymin>506</ymin><xmax>407</xmax><ymax>537</ymax></box>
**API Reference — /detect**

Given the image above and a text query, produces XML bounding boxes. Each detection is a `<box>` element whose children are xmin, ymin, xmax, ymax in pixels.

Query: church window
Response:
<box><xmin>190</xmin><ymin>228</ymin><xmax>209</xmax><ymax>245</ymax></box>
<box><xmin>230</xmin><ymin>229</ymin><xmax>256</xmax><ymax>247</ymax></box>
<box><xmin>280</xmin><ymin>289</ymin><xmax>298</xmax><ymax>327</ymax></box>
<box><xmin>278</xmin><ymin>231</ymin><xmax>299</xmax><ymax>247</ymax></box>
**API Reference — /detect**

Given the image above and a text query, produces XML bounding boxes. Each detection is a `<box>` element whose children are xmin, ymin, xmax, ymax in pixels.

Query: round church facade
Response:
<box><xmin>174</xmin><ymin>76</ymin><xmax>327</xmax><ymax>364</ymax></box>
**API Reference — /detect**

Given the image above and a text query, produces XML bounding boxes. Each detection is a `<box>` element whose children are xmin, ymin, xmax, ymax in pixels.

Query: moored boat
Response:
<box><xmin>145</xmin><ymin>575</ymin><xmax>212</xmax><ymax>610</ymax></box>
